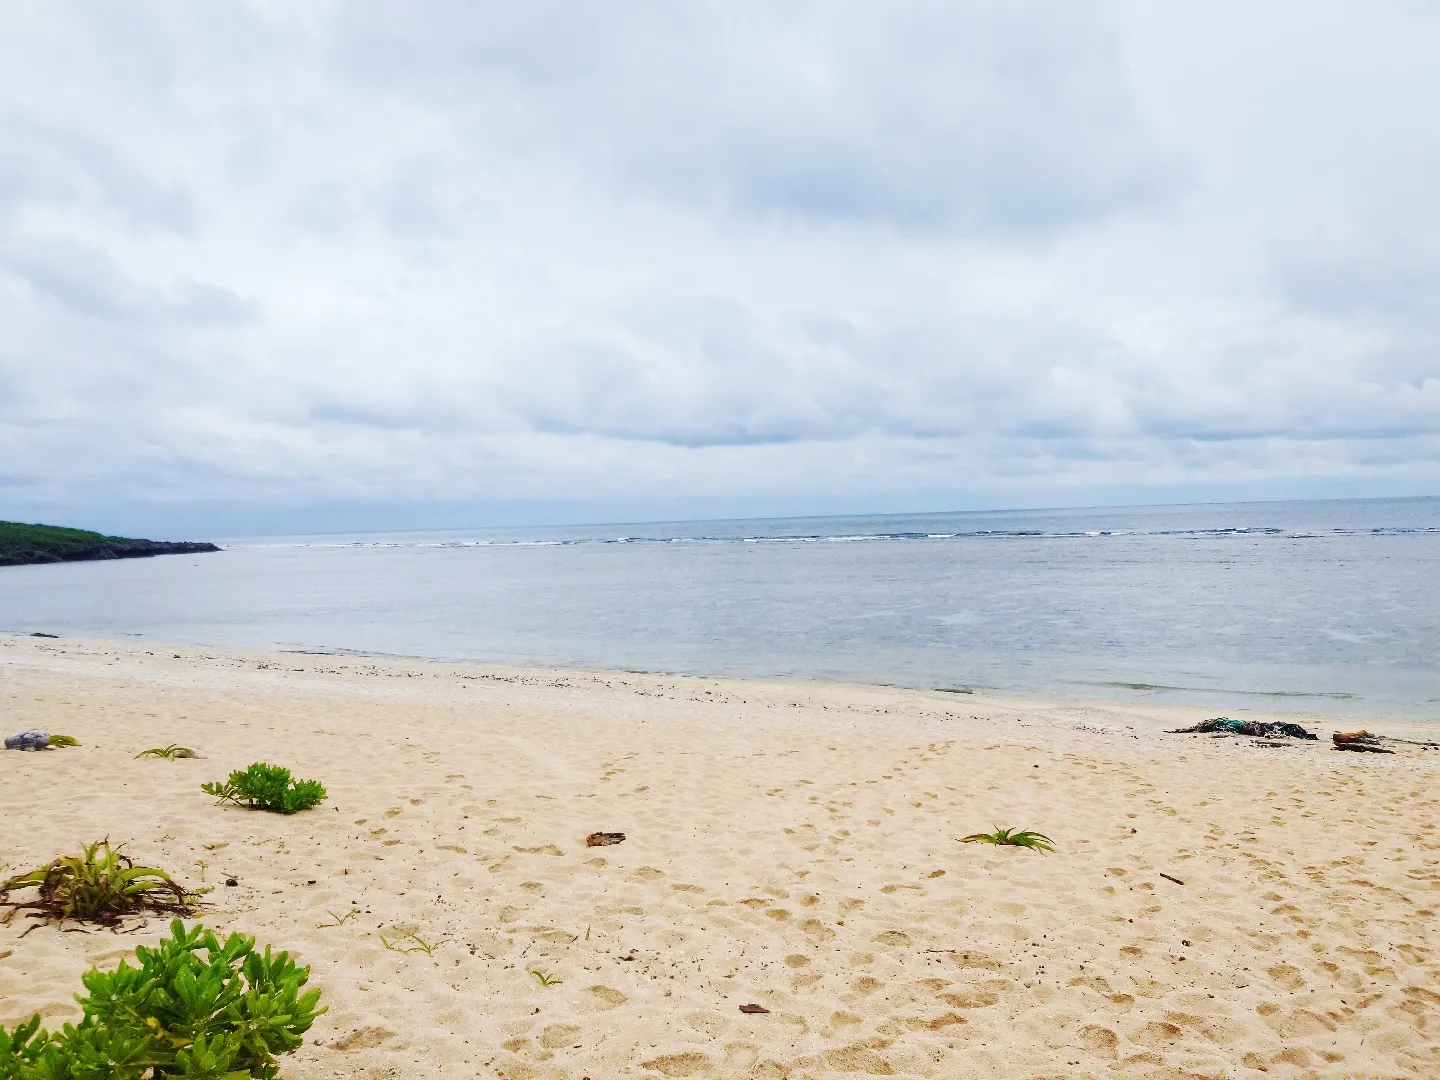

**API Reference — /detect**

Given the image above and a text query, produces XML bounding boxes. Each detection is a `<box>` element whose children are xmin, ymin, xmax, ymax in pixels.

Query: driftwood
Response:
<box><xmin>1333</xmin><ymin>730</ymin><xmax>1395</xmax><ymax>754</ymax></box>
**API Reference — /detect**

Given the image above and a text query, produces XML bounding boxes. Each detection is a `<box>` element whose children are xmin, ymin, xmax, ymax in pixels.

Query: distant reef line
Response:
<box><xmin>0</xmin><ymin>520</ymin><xmax>220</xmax><ymax>567</ymax></box>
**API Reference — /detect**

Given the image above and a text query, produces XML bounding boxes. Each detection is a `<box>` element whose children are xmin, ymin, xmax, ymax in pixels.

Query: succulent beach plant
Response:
<box><xmin>0</xmin><ymin>919</ymin><xmax>324</xmax><ymax>1080</ymax></box>
<box><xmin>202</xmin><ymin>763</ymin><xmax>327</xmax><ymax>814</ymax></box>
<box><xmin>47</xmin><ymin>735</ymin><xmax>79</xmax><ymax>747</ymax></box>
<box><xmin>960</xmin><ymin>827</ymin><xmax>1056</xmax><ymax>853</ymax></box>
<box><xmin>1</xmin><ymin>839</ymin><xmax>196</xmax><ymax>925</ymax></box>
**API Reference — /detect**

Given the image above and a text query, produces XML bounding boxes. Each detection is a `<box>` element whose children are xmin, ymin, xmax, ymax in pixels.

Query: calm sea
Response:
<box><xmin>3</xmin><ymin>498</ymin><xmax>1438</xmax><ymax>721</ymax></box>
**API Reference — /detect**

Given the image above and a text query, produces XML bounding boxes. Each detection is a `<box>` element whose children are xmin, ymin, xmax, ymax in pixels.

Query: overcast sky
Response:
<box><xmin>2</xmin><ymin>1</ymin><xmax>1438</xmax><ymax>535</ymax></box>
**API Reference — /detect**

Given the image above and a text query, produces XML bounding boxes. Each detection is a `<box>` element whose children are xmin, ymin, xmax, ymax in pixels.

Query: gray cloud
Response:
<box><xmin>0</xmin><ymin>1</ymin><xmax>1437</xmax><ymax>532</ymax></box>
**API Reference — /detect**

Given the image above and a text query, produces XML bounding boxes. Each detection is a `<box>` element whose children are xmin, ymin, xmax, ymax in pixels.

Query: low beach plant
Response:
<box><xmin>136</xmin><ymin>744</ymin><xmax>198</xmax><ymax>759</ymax></box>
<box><xmin>960</xmin><ymin>827</ymin><xmax>1056</xmax><ymax>853</ymax></box>
<box><xmin>0</xmin><ymin>919</ymin><xmax>324</xmax><ymax>1080</ymax></box>
<box><xmin>47</xmin><ymin>735</ymin><xmax>79</xmax><ymax>748</ymax></box>
<box><xmin>1</xmin><ymin>840</ymin><xmax>196</xmax><ymax>926</ymax></box>
<box><xmin>379</xmin><ymin>932</ymin><xmax>436</xmax><ymax>956</ymax></box>
<box><xmin>202</xmin><ymin>763</ymin><xmax>327</xmax><ymax>814</ymax></box>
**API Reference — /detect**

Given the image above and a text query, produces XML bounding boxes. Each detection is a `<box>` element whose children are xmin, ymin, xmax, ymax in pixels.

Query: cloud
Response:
<box><xmin>328</xmin><ymin>1</ymin><xmax>1177</xmax><ymax>233</ymax></box>
<box><xmin>0</xmin><ymin>1</ymin><xmax>1437</xmax><ymax>532</ymax></box>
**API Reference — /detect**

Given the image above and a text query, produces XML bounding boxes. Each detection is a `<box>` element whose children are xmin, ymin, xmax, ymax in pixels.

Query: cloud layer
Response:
<box><xmin>2</xmin><ymin>1</ymin><xmax>1438</xmax><ymax>531</ymax></box>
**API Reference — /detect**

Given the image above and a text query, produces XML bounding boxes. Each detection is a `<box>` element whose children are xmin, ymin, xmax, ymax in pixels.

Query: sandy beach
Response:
<box><xmin>2</xmin><ymin>633</ymin><xmax>1437</xmax><ymax>1080</ymax></box>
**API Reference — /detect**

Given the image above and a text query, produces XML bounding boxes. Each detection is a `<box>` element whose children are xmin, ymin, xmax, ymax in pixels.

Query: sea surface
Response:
<box><xmin>3</xmin><ymin>498</ymin><xmax>1439</xmax><ymax>721</ymax></box>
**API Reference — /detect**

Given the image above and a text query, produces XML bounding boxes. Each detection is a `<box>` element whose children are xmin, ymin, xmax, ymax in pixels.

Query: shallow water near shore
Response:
<box><xmin>2</xmin><ymin>496</ymin><xmax>1437</xmax><ymax>721</ymax></box>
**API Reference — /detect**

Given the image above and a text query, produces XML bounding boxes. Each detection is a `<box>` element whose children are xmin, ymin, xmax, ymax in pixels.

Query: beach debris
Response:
<box><xmin>959</xmin><ymin>827</ymin><xmax>1055</xmax><ymax>853</ymax></box>
<box><xmin>4</xmin><ymin>731</ymin><xmax>51</xmax><ymax>751</ymax></box>
<box><xmin>739</xmin><ymin>1003</ymin><xmax>770</xmax><ymax>1014</ymax></box>
<box><xmin>1387</xmin><ymin>735</ymin><xmax>1440</xmax><ymax>748</ymax></box>
<box><xmin>30</xmin><ymin>631</ymin><xmax>58</xmax><ymax>638</ymax></box>
<box><xmin>1333</xmin><ymin>730</ymin><xmax>1395</xmax><ymax>753</ymax></box>
<box><xmin>586</xmin><ymin>831</ymin><xmax>626</xmax><ymax>847</ymax></box>
<box><xmin>1159</xmin><ymin>873</ymin><xmax>1186</xmax><ymax>886</ymax></box>
<box><xmin>1167</xmin><ymin>717</ymin><xmax>1318</xmax><ymax>740</ymax></box>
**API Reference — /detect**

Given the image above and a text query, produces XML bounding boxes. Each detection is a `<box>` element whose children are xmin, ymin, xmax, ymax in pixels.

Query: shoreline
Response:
<box><xmin>3</xmin><ymin>631</ymin><xmax>1433</xmax><ymax>737</ymax></box>
<box><xmin>3</xmin><ymin>633</ymin><xmax>1437</xmax><ymax>1078</ymax></box>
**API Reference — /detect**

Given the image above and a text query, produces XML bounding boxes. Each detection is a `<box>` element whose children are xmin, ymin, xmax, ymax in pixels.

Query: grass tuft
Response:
<box><xmin>959</xmin><ymin>827</ymin><xmax>1056</xmax><ymax>853</ymax></box>
<box><xmin>1</xmin><ymin>839</ymin><xmax>197</xmax><ymax>925</ymax></box>
<box><xmin>136</xmin><ymin>744</ymin><xmax>198</xmax><ymax>759</ymax></box>
<box><xmin>379</xmin><ymin>933</ymin><xmax>436</xmax><ymax>956</ymax></box>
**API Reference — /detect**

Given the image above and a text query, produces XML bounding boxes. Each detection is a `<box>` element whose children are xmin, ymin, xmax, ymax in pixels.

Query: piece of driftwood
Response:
<box><xmin>1333</xmin><ymin>731</ymin><xmax>1394</xmax><ymax>753</ymax></box>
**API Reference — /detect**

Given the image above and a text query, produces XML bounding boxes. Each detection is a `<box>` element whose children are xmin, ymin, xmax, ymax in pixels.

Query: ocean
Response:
<box><xmin>3</xmin><ymin>497</ymin><xmax>1438</xmax><ymax>721</ymax></box>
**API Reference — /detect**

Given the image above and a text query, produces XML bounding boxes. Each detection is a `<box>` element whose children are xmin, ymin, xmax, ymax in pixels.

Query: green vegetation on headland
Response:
<box><xmin>0</xmin><ymin>521</ymin><xmax>219</xmax><ymax>567</ymax></box>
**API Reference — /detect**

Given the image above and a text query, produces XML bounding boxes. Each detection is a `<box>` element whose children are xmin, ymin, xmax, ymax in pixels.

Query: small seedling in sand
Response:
<box><xmin>135</xmin><ymin>743</ymin><xmax>198</xmax><ymax>759</ymax></box>
<box><xmin>960</xmin><ymin>827</ymin><xmax>1056</xmax><ymax>853</ymax></box>
<box><xmin>47</xmin><ymin>734</ymin><xmax>79</xmax><ymax>748</ymax></box>
<box><xmin>324</xmin><ymin>908</ymin><xmax>361</xmax><ymax>927</ymax></box>
<box><xmin>0</xmin><ymin>919</ymin><xmax>324</xmax><ymax>1079</ymax></box>
<box><xmin>202</xmin><ymin>762</ymin><xmax>327</xmax><ymax>814</ymax></box>
<box><xmin>1</xmin><ymin>839</ymin><xmax>196</xmax><ymax>925</ymax></box>
<box><xmin>529</xmin><ymin>969</ymin><xmax>563</xmax><ymax>987</ymax></box>
<box><xmin>380</xmin><ymin>932</ymin><xmax>436</xmax><ymax>956</ymax></box>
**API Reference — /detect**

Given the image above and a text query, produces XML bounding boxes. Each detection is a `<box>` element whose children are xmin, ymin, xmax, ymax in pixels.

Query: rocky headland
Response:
<box><xmin>0</xmin><ymin>521</ymin><xmax>220</xmax><ymax>567</ymax></box>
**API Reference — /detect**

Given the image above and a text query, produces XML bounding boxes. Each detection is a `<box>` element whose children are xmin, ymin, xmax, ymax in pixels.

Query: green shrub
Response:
<box><xmin>1</xmin><ymin>840</ymin><xmax>195</xmax><ymax>925</ymax></box>
<box><xmin>202</xmin><ymin>764</ymin><xmax>326</xmax><ymax>814</ymax></box>
<box><xmin>0</xmin><ymin>919</ymin><xmax>324</xmax><ymax>1080</ymax></box>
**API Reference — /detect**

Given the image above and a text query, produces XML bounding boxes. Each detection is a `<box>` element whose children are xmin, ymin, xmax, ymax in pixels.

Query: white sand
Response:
<box><xmin>2</xmin><ymin>633</ymin><xmax>1437</xmax><ymax>1079</ymax></box>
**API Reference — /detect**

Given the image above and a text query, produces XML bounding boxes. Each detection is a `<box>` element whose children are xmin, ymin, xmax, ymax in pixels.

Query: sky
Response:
<box><xmin>1</xmin><ymin>1</ymin><xmax>1438</xmax><ymax>537</ymax></box>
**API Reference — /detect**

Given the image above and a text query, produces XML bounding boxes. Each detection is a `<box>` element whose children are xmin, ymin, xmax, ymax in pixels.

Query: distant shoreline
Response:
<box><xmin>0</xmin><ymin>521</ymin><xmax>220</xmax><ymax>567</ymax></box>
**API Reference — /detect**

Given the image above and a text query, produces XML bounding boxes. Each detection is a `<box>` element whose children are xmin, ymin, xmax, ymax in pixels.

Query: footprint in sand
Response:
<box><xmin>1077</xmin><ymin>1025</ymin><xmax>1119</xmax><ymax>1059</ymax></box>
<box><xmin>583</xmin><ymin>985</ymin><xmax>628</xmax><ymax>1011</ymax></box>
<box><xmin>328</xmin><ymin>1026</ymin><xmax>394</xmax><ymax>1051</ymax></box>
<box><xmin>641</xmin><ymin>1052</ymin><xmax>710</xmax><ymax>1077</ymax></box>
<box><xmin>538</xmin><ymin>1024</ymin><xmax>581</xmax><ymax>1049</ymax></box>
